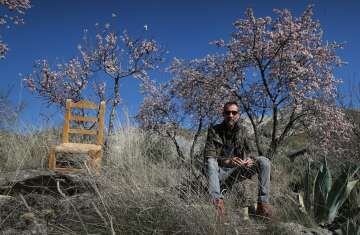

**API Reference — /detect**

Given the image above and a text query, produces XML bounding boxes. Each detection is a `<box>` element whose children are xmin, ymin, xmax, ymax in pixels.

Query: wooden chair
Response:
<box><xmin>48</xmin><ymin>99</ymin><xmax>106</xmax><ymax>174</ymax></box>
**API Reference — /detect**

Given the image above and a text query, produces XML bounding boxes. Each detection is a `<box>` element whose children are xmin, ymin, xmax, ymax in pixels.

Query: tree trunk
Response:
<box><xmin>190</xmin><ymin>118</ymin><xmax>203</xmax><ymax>161</ymax></box>
<box><xmin>189</xmin><ymin>119</ymin><xmax>203</xmax><ymax>179</ymax></box>
<box><xmin>173</xmin><ymin>138</ymin><xmax>185</xmax><ymax>161</ymax></box>
<box><xmin>108</xmin><ymin>77</ymin><xmax>120</xmax><ymax>134</ymax></box>
<box><xmin>167</xmin><ymin>131</ymin><xmax>185</xmax><ymax>161</ymax></box>
<box><xmin>267</xmin><ymin>105</ymin><xmax>278</xmax><ymax>159</ymax></box>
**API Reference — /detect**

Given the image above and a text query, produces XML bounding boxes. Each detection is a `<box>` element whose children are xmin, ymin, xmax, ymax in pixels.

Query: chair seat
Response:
<box><xmin>54</xmin><ymin>143</ymin><xmax>102</xmax><ymax>153</ymax></box>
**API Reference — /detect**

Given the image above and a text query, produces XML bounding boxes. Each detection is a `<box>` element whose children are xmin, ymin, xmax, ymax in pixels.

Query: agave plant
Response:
<box><xmin>303</xmin><ymin>157</ymin><xmax>359</xmax><ymax>225</ymax></box>
<box><xmin>339</xmin><ymin>219</ymin><xmax>360</xmax><ymax>235</ymax></box>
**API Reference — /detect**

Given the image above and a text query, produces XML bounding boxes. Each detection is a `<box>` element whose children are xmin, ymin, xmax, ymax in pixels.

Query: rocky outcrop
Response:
<box><xmin>0</xmin><ymin>169</ymin><xmax>98</xmax><ymax>234</ymax></box>
<box><xmin>271</xmin><ymin>222</ymin><xmax>333</xmax><ymax>235</ymax></box>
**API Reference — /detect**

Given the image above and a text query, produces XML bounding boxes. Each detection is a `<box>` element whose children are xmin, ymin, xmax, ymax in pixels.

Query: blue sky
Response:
<box><xmin>1</xmin><ymin>0</ymin><xmax>360</xmax><ymax>127</ymax></box>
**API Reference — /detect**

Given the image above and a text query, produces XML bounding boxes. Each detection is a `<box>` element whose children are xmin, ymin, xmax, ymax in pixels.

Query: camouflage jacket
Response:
<box><xmin>204</xmin><ymin>120</ymin><xmax>254</xmax><ymax>160</ymax></box>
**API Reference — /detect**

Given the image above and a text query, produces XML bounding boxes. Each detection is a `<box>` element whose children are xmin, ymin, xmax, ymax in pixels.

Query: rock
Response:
<box><xmin>0</xmin><ymin>169</ymin><xmax>56</xmax><ymax>185</ymax></box>
<box><xmin>20</xmin><ymin>212</ymin><xmax>36</xmax><ymax>223</ymax></box>
<box><xmin>0</xmin><ymin>169</ymin><xmax>95</xmax><ymax>196</ymax></box>
<box><xmin>0</xmin><ymin>195</ymin><xmax>15</xmax><ymax>206</ymax></box>
<box><xmin>1</xmin><ymin>228</ymin><xmax>22</xmax><ymax>235</ymax></box>
<box><xmin>0</xmin><ymin>169</ymin><xmax>98</xmax><ymax>234</ymax></box>
<box><xmin>272</xmin><ymin>222</ymin><xmax>332</xmax><ymax>235</ymax></box>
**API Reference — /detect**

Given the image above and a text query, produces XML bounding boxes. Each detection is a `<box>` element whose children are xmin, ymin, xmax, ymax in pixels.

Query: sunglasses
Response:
<box><xmin>224</xmin><ymin>111</ymin><xmax>238</xmax><ymax>115</ymax></box>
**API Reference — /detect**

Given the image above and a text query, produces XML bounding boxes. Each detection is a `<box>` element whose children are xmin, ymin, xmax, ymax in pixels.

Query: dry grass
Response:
<box><xmin>0</xmin><ymin>125</ymin><xmax>330</xmax><ymax>234</ymax></box>
<box><xmin>0</xmin><ymin>128</ymin><xmax>59</xmax><ymax>171</ymax></box>
<box><xmin>92</xmin><ymin>127</ymin><xmax>266</xmax><ymax>234</ymax></box>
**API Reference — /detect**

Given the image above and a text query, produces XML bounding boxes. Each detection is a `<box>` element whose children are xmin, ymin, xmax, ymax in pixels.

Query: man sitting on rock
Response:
<box><xmin>204</xmin><ymin>101</ymin><xmax>272</xmax><ymax>218</ymax></box>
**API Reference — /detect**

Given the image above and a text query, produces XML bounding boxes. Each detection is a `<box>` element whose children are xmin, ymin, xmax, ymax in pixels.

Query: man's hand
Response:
<box><xmin>242</xmin><ymin>158</ymin><xmax>255</xmax><ymax>167</ymax></box>
<box><xmin>232</xmin><ymin>157</ymin><xmax>254</xmax><ymax>167</ymax></box>
<box><xmin>222</xmin><ymin>157</ymin><xmax>254</xmax><ymax>168</ymax></box>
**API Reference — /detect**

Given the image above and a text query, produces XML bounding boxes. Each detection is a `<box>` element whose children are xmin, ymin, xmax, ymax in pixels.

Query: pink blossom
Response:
<box><xmin>25</xmin><ymin>21</ymin><xmax>163</xmax><ymax>134</ymax></box>
<box><xmin>0</xmin><ymin>0</ymin><xmax>31</xmax><ymax>58</ymax></box>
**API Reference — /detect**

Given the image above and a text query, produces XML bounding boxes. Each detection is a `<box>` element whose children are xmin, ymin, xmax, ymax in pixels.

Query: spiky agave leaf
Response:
<box><xmin>313</xmin><ymin>157</ymin><xmax>332</xmax><ymax>223</ymax></box>
<box><xmin>304</xmin><ymin>159</ymin><xmax>312</xmax><ymax>212</ymax></box>
<box><xmin>326</xmin><ymin>165</ymin><xmax>359</xmax><ymax>224</ymax></box>
<box><xmin>340</xmin><ymin>219</ymin><xmax>360</xmax><ymax>235</ymax></box>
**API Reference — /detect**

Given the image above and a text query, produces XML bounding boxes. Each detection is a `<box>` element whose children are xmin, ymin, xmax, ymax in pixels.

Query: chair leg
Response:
<box><xmin>88</xmin><ymin>150</ymin><xmax>95</xmax><ymax>168</ymax></box>
<box><xmin>88</xmin><ymin>150</ymin><xmax>102</xmax><ymax>175</ymax></box>
<box><xmin>94</xmin><ymin>150</ymin><xmax>102</xmax><ymax>175</ymax></box>
<box><xmin>48</xmin><ymin>148</ymin><xmax>56</xmax><ymax>170</ymax></box>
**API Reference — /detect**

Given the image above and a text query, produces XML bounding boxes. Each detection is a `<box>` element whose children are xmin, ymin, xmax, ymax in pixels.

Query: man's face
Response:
<box><xmin>223</xmin><ymin>104</ymin><xmax>239</xmax><ymax>127</ymax></box>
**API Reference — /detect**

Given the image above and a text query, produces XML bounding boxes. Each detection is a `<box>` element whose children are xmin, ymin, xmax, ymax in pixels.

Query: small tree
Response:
<box><xmin>0</xmin><ymin>87</ymin><xmax>25</xmax><ymax>130</ymax></box>
<box><xmin>24</xmin><ymin>21</ymin><xmax>163</xmax><ymax>134</ymax></box>
<box><xmin>209</xmin><ymin>6</ymin><xmax>351</xmax><ymax>158</ymax></box>
<box><xmin>168</xmin><ymin>56</ymin><xmax>234</xmax><ymax>160</ymax></box>
<box><xmin>139</xmin><ymin>6</ymin><xmax>353</xmax><ymax>161</ymax></box>
<box><xmin>303</xmin><ymin>101</ymin><xmax>353</xmax><ymax>158</ymax></box>
<box><xmin>79</xmin><ymin>25</ymin><xmax>164</xmax><ymax>133</ymax></box>
<box><xmin>138</xmin><ymin>55</ymin><xmax>235</xmax><ymax>161</ymax></box>
<box><xmin>25</xmin><ymin>58</ymin><xmax>91</xmax><ymax>107</ymax></box>
<box><xmin>137</xmin><ymin>79</ymin><xmax>186</xmax><ymax>160</ymax></box>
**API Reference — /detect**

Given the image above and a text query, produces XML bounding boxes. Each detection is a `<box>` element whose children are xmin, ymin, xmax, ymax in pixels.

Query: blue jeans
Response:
<box><xmin>207</xmin><ymin>156</ymin><xmax>271</xmax><ymax>203</ymax></box>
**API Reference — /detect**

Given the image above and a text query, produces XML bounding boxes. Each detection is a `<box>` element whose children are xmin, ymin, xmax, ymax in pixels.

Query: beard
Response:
<box><xmin>226</xmin><ymin>119</ymin><xmax>237</xmax><ymax>128</ymax></box>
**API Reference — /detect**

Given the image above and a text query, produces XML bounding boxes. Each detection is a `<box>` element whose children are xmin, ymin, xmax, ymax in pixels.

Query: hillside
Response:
<box><xmin>0</xmin><ymin>126</ymin><xmax>358</xmax><ymax>234</ymax></box>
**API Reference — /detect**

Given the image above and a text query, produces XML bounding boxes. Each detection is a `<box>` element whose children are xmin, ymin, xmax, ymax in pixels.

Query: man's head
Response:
<box><xmin>223</xmin><ymin>101</ymin><xmax>240</xmax><ymax>128</ymax></box>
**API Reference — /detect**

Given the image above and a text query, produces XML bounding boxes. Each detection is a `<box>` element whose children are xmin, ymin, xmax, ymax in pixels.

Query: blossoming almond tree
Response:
<box><xmin>80</xmin><ymin>25</ymin><xmax>164</xmax><ymax>133</ymax></box>
<box><xmin>137</xmin><ymin>55</ymin><xmax>235</xmax><ymax>162</ymax></box>
<box><xmin>168</xmin><ymin>56</ymin><xmax>234</xmax><ymax>160</ymax></box>
<box><xmin>137</xmin><ymin>79</ymin><xmax>187</xmax><ymax>160</ymax></box>
<box><xmin>140</xmin><ymin>6</ymin><xmax>354</xmax><ymax>161</ymax></box>
<box><xmin>210</xmin><ymin>6</ymin><xmax>352</xmax><ymax>158</ymax></box>
<box><xmin>0</xmin><ymin>0</ymin><xmax>31</xmax><ymax>58</ymax></box>
<box><xmin>25</xmin><ymin>58</ymin><xmax>91</xmax><ymax>108</ymax></box>
<box><xmin>24</xmin><ymin>22</ymin><xmax>163</xmax><ymax>134</ymax></box>
<box><xmin>302</xmin><ymin>101</ymin><xmax>354</xmax><ymax>159</ymax></box>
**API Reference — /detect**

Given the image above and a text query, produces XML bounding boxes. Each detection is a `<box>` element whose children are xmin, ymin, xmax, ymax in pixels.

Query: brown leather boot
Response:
<box><xmin>213</xmin><ymin>198</ymin><xmax>225</xmax><ymax>218</ymax></box>
<box><xmin>256</xmin><ymin>203</ymin><xmax>273</xmax><ymax>219</ymax></box>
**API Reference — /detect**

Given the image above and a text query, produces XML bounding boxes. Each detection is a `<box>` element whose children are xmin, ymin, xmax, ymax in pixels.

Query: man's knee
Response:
<box><xmin>256</xmin><ymin>156</ymin><xmax>271</xmax><ymax>169</ymax></box>
<box><xmin>207</xmin><ymin>157</ymin><xmax>219</xmax><ymax>172</ymax></box>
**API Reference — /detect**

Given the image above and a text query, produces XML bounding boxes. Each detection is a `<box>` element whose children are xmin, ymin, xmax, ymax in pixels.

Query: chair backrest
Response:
<box><xmin>62</xmin><ymin>99</ymin><xmax>106</xmax><ymax>145</ymax></box>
